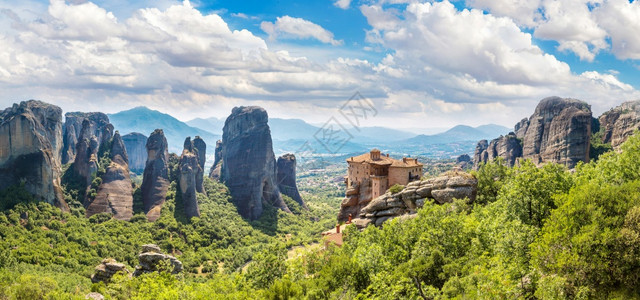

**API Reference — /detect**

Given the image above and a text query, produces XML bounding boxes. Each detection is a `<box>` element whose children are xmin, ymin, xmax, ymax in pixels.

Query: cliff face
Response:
<box><xmin>178</xmin><ymin>137</ymin><xmax>202</xmax><ymax>219</ymax></box>
<box><xmin>0</xmin><ymin>100</ymin><xmax>67</xmax><ymax>210</ymax></box>
<box><xmin>473</xmin><ymin>97</ymin><xmax>591</xmax><ymax>169</ymax></box>
<box><xmin>62</xmin><ymin>112</ymin><xmax>112</xmax><ymax>164</ymax></box>
<box><xmin>122</xmin><ymin>132</ymin><xmax>148</xmax><ymax>173</ymax></box>
<box><xmin>209</xmin><ymin>140</ymin><xmax>223</xmax><ymax>180</ymax></box>
<box><xmin>87</xmin><ymin>132</ymin><xmax>134</xmax><ymax>220</ymax></box>
<box><xmin>473</xmin><ymin>133</ymin><xmax>522</xmax><ymax>168</ymax></box>
<box><xmin>599</xmin><ymin>101</ymin><xmax>640</xmax><ymax>149</ymax></box>
<box><xmin>141</xmin><ymin>129</ymin><xmax>170</xmax><ymax>221</ymax></box>
<box><xmin>73</xmin><ymin>120</ymin><xmax>102</xmax><ymax>189</ymax></box>
<box><xmin>220</xmin><ymin>106</ymin><xmax>290</xmax><ymax>220</ymax></box>
<box><xmin>192</xmin><ymin>136</ymin><xmax>206</xmax><ymax>194</ymax></box>
<box><xmin>276</xmin><ymin>153</ymin><xmax>305</xmax><ymax>208</ymax></box>
<box><xmin>354</xmin><ymin>171</ymin><xmax>477</xmax><ymax>227</ymax></box>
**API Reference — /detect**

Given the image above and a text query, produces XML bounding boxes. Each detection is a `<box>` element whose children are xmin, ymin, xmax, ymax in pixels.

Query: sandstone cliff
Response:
<box><xmin>178</xmin><ymin>137</ymin><xmax>202</xmax><ymax>219</ymax></box>
<box><xmin>220</xmin><ymin>106</ymin><xmax>290</xmax><ymax>220</ymax></box>
<box><xmin>122</xmin><ymin>132</ymin><xmax>148</xmax><ymax>173</ymax></box>
<box><xmin>473</xmin><ymin>133</ymin><xmax>522</xmax><ymax>168</ymax></box>
<box><xmin>62</xmin><ymin>112</ymin><xmax>112</xmax><ymax>164</ymax></box>
<box><xmin>141</xmin><ymin>129</ymin><xmax>170</xmax><ymax>221</ymax></box>
<box><xmin>209</xmin><ymin>140</ymin><xmax>223</xmax><ymax>180</ymax></box>
<box><xmin>0</xmin><ymin>100</ymin><xmax>67</xmax><ymax>210</ymax></box>
<box><xmin>86</xmin><ymin>132</ymin><xmax>134</xmax><ymax>220</ymax></box>
<box><xmin>473</xmin><ymin>97</ymin><xmax>591</xmax><ymax>169</ymax></box>
<box><xmin>276</xmin><ymin>153</ymin><xmax>305</xmax><ymax>208</ymax></box>
<box><xmin>599</xmin><ymin>100</ymin><xmax>640</xmax><ymax>149</ymax></box>
<box><xmin>192</xmin><ymin>136</ymin><xmax>206</xmax><ymax>194</ymax></box>
<box><xmin>353</xmin><ymin>171</ymin><xmax>477</xmax><ymax>228</ymax></box>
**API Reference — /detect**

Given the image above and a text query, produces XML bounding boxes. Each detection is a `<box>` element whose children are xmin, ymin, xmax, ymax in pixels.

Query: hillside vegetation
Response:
<box><xmin>3</xmin><ymin>133</ymin><xmax>640</xmax><ymax>299</ymax></box>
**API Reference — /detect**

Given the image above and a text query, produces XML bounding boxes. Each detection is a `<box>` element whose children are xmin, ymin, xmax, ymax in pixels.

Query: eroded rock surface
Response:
<box><xmin>0</xmin><ymin>100</ymin><xmax>67</xmax><ymax>210</ymax></box>
<box><xmin>86</xmin><ymin>132</ymin><xmax>134</xmax><ymax>220</ymax></box>
<box><xmin>473</xmin><ymin>97</ymin><xmax>591</xmax><ymax>169</ymax></box>
<box><xmin>599</xmin><ymin>100</ymin><xmax>640</xmax><ymax>149</ymax></box>
<box><xmin>91</xmin><ymin>258</ymin><xmax>129</xmax><ymax>283</ymax></box>
<box><xmin>192</xmin><ymin>136</ymin><xmax>206</xmax><ymax>194</ymax></box>
<box><xmin>220</xmin><ymin>106</ymin><xmax>290</xmax><ymax>220</ymax></box>
<box><xmin>276</xmin><ymin>153</ymin><xmax>305</xmax><ymax>208</ymax></box>
<box><xmin>122</xmin><ymin>132</ymin><xmax>147</xmax><ymax>173</ymax></box>
<box><xmin>133</xmin><ymin>244</ymin><xmax>183</xmax><ymax>276</ymax></box>
<box><xmin>209</xmin><ymin>140</ymin><xmax>223</xmax><ymax>180</ymax></box>
<box><xmin>62</xmin><ymin>112</ymin><xmax>112</xmax><ymax>164</ymax></box>
<box><xmin>178</xmin><ymin>137</ymin><xmax>202</xmax><ymax>219</ymax></box>
<box><xmin>355</xmin><ymin>171</ymin><xmax>477</xmax><ymax>228</ymax></box>
<box><xmin>141</xmin><ymin>129</ymin><xmax>170</xmax><ymax>221</ymax></box>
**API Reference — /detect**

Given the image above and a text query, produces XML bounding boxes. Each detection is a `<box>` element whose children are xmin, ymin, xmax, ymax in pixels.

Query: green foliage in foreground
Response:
<box><xmin>4</xmin><ymin>133</ymin><xmax>640</xmax><ymax>299</ymax></box>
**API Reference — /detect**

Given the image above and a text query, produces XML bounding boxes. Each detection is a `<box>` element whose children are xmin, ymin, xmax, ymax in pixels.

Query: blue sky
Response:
<box><xmin>0</xmin><ymin>0</ymin><xmax>639</xmax><ymax>129</ymax></box>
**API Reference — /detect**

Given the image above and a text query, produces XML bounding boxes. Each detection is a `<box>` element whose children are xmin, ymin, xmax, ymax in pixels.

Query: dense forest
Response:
<box><xmin>3</xmin><ymin>132</ymin><xmax>640</xmax><ymax>299</ymax></box>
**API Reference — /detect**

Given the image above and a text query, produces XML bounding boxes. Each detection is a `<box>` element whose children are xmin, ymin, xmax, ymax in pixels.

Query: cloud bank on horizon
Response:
<box><xmin>0</xmin><ymin>0</ymin><xmax>639</xmax><ymax>128</ymax></box>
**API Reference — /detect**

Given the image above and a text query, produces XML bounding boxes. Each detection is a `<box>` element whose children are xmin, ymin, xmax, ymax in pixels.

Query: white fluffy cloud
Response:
<box><xmin>260</xmin><ymin>16</ymin><xmax>343</xmax><ymax>46</ymax></box>
<box><xmin>334</xmin><ymin>0</ymin><xmax>352</xmax><ymax>9</ymax></box>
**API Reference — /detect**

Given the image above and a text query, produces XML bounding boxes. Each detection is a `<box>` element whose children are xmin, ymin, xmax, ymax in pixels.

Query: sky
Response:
<box><xmin>0</xmin><ymin>0</ymin><xmax>639</xmax><ymax>130</ymax></box>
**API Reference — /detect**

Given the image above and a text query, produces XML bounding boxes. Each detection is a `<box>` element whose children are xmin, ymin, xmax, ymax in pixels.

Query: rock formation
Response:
<box><xmin>276</xmin><ymin>153</ymin><xmax>305</xmax><ymax>208</ymax></box>
<box><xmin>122</xmin><ymin>132</ymin><xmax>148</xmax><ymax>173</ymax></box>
<box><xmin>178</xmin><ymin>137</ymin><xmax>202</xmax><ymax>219</ymax></box>
<box><xmin>141</xmin><ymin>129</ymin><xmax>170</xmax><ymax>221</ymax></box>
<box><xmin>91</xmin><ymin>258</ymin><xmax>129</xmax><ymax>283</ymax></box>
<box><xmin>73</xmin><ymin>120</ymin><xmax>102</xmax><ymax>189</ymax></box>
<box><xmin>86</xmin><ymin>132</ymin><xmax>134</xmax><ymax>220</ymax></box>
<box><xmin>192</xmin><ymin>136</ymin><xmax>206</xmax><ymax>194</ymax></box>
<box><xmin>209</xmin><ymin>140</ymin><xmax>223</xmax><ymax>180</ymax></box>
<box><xmin>473</xmin><ymin>97</ymin><xmax>591</xmax><ymax>169</ymax></box>
<box><xmin>0</xmin><ymin>100</ymin><xmax>67</xmax><ymax>210</ymax></box>
<box><xmin>62</xmin><ymin>112</ymin><xmax>112</xmax><ymax>164</ymax></box>
<box><xmin>220</xmin><ymin>106</ymin><xmax>290</xmax><ymax>220</ymax></box>
<box><xmin>353</xmin><ymin>171</ymin><xmax>477</xmax><ymax>228</ymax></box>
<box><xmin>599</xmin><ymin>100</ymin><xmax>640</xmax><ymax>149</ymax></box>
<box><xmin>473</xmin><ymin>133</ymin><xmax>522</xmax><ymax>168</ymax></box>
<box><xmin>133</xmin><ymin>244</ymin><xmax>183</xmax><ymax>276</ymax></box>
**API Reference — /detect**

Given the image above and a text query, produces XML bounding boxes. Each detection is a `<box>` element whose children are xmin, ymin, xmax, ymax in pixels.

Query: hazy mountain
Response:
<box><xmin>186</xmin><ymin>117</ymin><xmax>225</xmax><ymax>136</ymax></box>
<box><xmin>108</xmin><ymin>107</ymin><xmax>220</xmax><ymax>154</ymax></box>
<box><xmin>404</xmin><ymin>124</ymin><xmax>511</xmax><ymax>145</ymax></box>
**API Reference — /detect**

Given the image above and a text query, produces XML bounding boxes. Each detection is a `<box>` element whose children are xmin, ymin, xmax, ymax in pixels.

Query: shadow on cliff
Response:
<box><xmin>247</xmin><ymin>202</ymin><xmax>281</xmax><ymax>236</ymax></box>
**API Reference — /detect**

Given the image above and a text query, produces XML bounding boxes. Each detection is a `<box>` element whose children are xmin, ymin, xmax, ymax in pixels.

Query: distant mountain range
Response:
<box><xmin>404</xmin><ymin>124</ymin><xmax>511</xmax><ymax>145</ymax></box>
<box><xmin>108</xmin><ymin>107</ymin><xmax>220</xmax><ymax>154</ymax></box>
<box><xmin>109</xmin><ymin>106</ymin><xmax>510</xmax><ymax>159</ymax></box>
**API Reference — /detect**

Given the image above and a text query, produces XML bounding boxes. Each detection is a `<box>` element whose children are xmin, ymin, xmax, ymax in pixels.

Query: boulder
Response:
<box><xmin>91</xmin><ymin>258</ymin><xmax>129</xmax><ymax>283</ymax></box>
<box><xmin>276</xmin><ymin>153</ymin><xmax>305</xmax><ymax>208</ymax></box>
<box><xmin>0</xmin><ymin>100</ymin><xmax>67</xmax><ymax>210</ymax></box>
<box><xmin>178</xmin><ymin>137</ymin><xmax>201</xmax><ymax>219</ymax></box>
<box><xmin>122</xmin><ymin>132</ymin><xmax>148</xmax><ymax>173</ymax></box>
<box><xmin>220</xmin><ymin>106</ymin><xmax>290</xmax><ymax>220</ymax></box>
<box><xmin>86</xmin><ymin>132</ymin><xmax>134</xmax><ymax>220</ymax></box>
<box><xmin>133</xmin><ymin>244</ymin><xmax>183</xmax><ymax>276</ymax></box>
<box><xmin>357</xmin><ymin>171</ymin><xmax>477</xmax><ymax>227</ymax></box>
<box><xmin>141</xmin><ymin>129</ymin><xmax>170</xmax><ymax>221</ymax></box>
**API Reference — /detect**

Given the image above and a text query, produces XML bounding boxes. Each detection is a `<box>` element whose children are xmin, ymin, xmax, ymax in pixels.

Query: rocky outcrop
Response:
<box><xmin>354</xmin><ymin>171</ymin><xmax>477</xmax><ymax>228</ymax></box>
<box><xmin>86</xmin><ymin>132</ymin><xmax>134</xmax><ymax>220</ymax></box>
<box><xmin>178</xmin><ymin>137</ymin><xmax>202</xmax><ymax>219</ymax></box>
<box><xmin>141</xmin><ymin>129</ymin><xmax>170</xmax><ymax>221</ymax></box>
<box><xmin>192</xmin><ymin>136</ymin><xmax>206</xmax><ymax>194</ymax></box>
<box><xmin>473</xmin><ymin>133</ymin><xmax>522</xmax><ymax>168</ymax></box>
<box><xmin>73</xmin><ymin>120</ymin><xmax>102</xmax><ymax>190</ymax></box>
<box><xmin>133</xmin><ymin>244</ymin><xmax>183</xmax><ymax>276</ymax></box>
<box><xmin>0</xmin><ymin>100</ymin><xmax>67</xmax><ymax>210</ymax></box>
<box><xmin>599</xmin><ymin>100</ymin><xmax>640</xmax><ymax>149</ymax></box>
<box><xmin>473</xmin><ymin>97</ymin><xmax>591</xmax><ymax>169</ymax></box>
<box><xmin>62</xmin><ymin>112</ymin><xmax>112</xmax><ymax>164</ymax></box>
<box><xmin>276</xmin><ymin>154</ymin><xmax>305</xmax><ymax>208</ymax></box>
<box><xmin>220</xmin><ymin>106</ymin><xmax>290</xmax><ymax>220</ymax></box>
<box><xmin>209</xmin><ymin>140</ymin><xmax>223</xmax><ymax>180</ymax></box>
<box><xmin>122</xmin><ymin>132</ymin><xmax>148</xmax><ymax>173</ymax></box>
<box><xmin>91</xmin><ymin>258</ymin><xmax>129</xmax><ymax>283</ymax></box>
